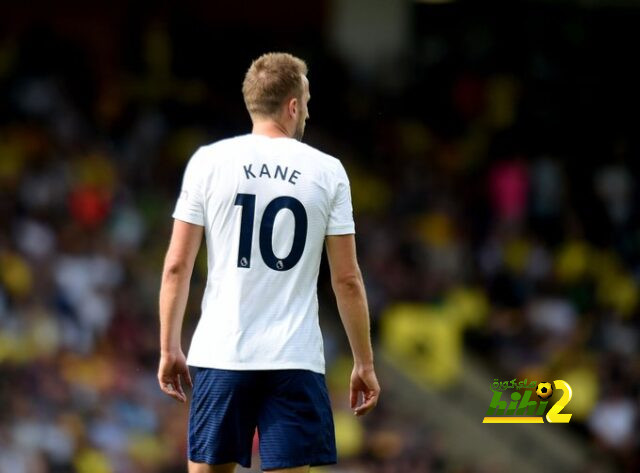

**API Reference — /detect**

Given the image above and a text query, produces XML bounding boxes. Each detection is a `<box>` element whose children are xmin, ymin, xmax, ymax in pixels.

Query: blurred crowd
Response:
<box><xmin>1</xmin><ymin>3</ymin><xmax>639</xmax><ymax>473</ymax></box>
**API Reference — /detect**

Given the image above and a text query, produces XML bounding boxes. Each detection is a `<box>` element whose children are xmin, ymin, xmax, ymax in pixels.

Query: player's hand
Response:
<box><xmin>158</xmin><ymin>350</ymin><xmax>193</xmax><ymax>403</ymax></box>
<box><xmin>350</xmin><ymin>364</ymin><xmax>380</xmax><ymax>416</ymax></box>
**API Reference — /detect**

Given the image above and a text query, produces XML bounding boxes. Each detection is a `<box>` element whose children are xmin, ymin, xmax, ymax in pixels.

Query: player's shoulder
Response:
<box><xmin>190</xmin><ymin>135</ymin><xmax>347</xmax><ymax>178</ymax></box>
<box><xmin>187</xmin><ymin>135</ymin><xmax>251</xmax><ymax>169</ymax></box>
<box><xmin>287</xmin><ymin>140</ymin><xmax>346</xmax><ymax>175</ymax></box>
<box><xmin>195</xmin><ymin>135</ymin><xmax>248</xmax><ymax>157</ymax></box>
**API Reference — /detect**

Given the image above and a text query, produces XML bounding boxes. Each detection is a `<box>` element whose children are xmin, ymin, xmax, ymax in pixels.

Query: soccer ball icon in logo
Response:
<box><xmin>536</xmin><ymin>382</ymin><xmax>553</xmax><ymax>400</ymax></box>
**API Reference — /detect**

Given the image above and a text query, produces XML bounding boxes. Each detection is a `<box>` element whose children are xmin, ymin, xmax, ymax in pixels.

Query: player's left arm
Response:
<box><xmin>158</xmin><ymin>219</ymin><xmax>203</xmax><ymax>402</ymax></box>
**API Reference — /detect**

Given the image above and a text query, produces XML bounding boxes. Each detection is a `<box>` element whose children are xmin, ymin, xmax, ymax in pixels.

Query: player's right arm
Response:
<box><xmin>158</xmin><ymin>219</ymin><xmax>203</xmax><ymax>402</ymax></box>
<box><xmin>159</xmin><ymin>148</ymin><xmax>206</xmax><ymax>402</ymax></box>
<box><xmin>325</xmin><ymin>234</ymin><xmax>380</xmax><ymax>416</ymax></box>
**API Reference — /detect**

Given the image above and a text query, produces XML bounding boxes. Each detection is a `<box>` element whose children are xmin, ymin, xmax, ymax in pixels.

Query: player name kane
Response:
<box><xmin>243</xmin><ymin>163</ymin><xmax>301</xmax><ymax>185</ymax></box>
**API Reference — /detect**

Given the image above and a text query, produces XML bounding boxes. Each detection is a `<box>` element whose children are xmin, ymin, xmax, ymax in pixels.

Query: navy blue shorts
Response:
<box><xmin>188</xmin><ymin>367</ymin><xmax>337</xmax><ymax>470</ymax></box>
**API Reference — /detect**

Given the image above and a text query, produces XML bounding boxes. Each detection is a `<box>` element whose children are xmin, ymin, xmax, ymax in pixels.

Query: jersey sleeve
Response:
<box><xmin>326</xmin><ymin>162</ymin><xmax>356</xmax><ymax>235</ymax></box>
<box><xmin>172</xmin><ymin>148</ymin><xmax>205</xmax><ymax>226</ymax></box>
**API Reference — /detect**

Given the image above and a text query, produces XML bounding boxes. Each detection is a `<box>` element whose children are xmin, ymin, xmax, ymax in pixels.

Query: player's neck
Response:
<box><xmin>251</xmin><ymin>120</ymin><xmax>293</xmax><ymax>139</ymax></box>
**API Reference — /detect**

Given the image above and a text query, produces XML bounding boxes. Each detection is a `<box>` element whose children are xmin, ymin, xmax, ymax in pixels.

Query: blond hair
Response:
<box><xmin>242</xmin><ymin>52</ymin><xmax>308</xmax><ymax>118</ymax></box>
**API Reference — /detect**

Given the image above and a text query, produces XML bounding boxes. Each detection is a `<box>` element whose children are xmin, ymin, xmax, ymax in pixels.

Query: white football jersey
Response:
<box><xmin>172</xmin><ymin>134</ymin><xmax>355</xmax><ymax>374</ymax></box>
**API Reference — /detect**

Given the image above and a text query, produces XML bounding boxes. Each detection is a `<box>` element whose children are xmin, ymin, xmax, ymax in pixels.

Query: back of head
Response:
<box><xmin>242</xmin><ymin>52</ymin><xmax>308</xmax><ymax>120</ymax></box>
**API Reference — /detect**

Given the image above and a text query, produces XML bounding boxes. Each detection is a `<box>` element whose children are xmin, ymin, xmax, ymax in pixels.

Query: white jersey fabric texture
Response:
<box><xmin>172</xmin><ymin>134</ymin><xmax>355</xmax><ymax>374</ymax></box>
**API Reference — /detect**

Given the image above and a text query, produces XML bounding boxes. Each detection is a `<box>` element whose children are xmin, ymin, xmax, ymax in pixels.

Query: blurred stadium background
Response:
<box><xmin>1</xmin><ymin>0</ymin><xmax>639</xmax><ymax>472</ymax></box>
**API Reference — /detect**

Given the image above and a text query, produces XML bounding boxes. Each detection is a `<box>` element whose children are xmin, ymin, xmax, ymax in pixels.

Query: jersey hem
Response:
<box><xmin>326</xmin><ymin>225</ymin><xmax>355</xmax><ymax>235</ymax></box>
<box><xmin>172</xmin><ymin>213</ymin><xmax>205</xmax><ymax>226</ymax></box>
<box><xmin>186</xmin><ymin>360</ymin><xmax>326</xmax><ymax>375</ymax></box>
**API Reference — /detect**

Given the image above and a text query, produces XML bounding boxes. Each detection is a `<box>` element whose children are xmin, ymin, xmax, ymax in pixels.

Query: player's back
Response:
<box><xmin>173</xmin><ymin>134</ymin><xmax>354</xmax><ymax>374</ymax></box>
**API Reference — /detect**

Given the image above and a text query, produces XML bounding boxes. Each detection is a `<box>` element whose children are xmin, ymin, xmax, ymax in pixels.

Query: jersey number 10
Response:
<box><xmin>234</xmin><ymin>193</ymin><xmax>308</xmax><ymax>271</ymax></box>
